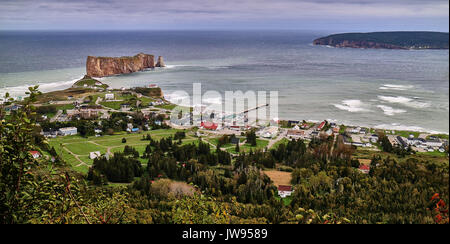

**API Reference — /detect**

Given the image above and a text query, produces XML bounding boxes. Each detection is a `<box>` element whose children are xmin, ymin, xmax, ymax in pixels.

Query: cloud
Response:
<box><xmin>0</xmin><ymin>0</ymin><xmax>448</xmax><ymax>30</ymax></box>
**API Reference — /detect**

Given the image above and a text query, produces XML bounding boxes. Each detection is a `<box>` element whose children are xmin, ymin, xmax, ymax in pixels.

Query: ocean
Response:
<box><xmin>0</xmin><ymin>30</ymin><xmax>448</xmax><ymax>133</ymax></box>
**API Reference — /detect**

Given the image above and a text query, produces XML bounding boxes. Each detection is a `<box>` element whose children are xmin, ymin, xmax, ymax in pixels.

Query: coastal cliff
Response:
<box><xmin>86</xmin><ymin>53</ymin><xmax>157</xmax><ymax>77</ymax></box>
<box><xmin>313</xmin><ymin>31</ymin><xmax>449</xmax><ymax>50</ymax></box>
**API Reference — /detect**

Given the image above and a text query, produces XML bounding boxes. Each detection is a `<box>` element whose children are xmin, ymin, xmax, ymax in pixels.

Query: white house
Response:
<box><xmin>425</xmin><ymin>139</ymin><xmax>443</xmax><ymax>148</ymax></box>
<box><xmin>29</xmin><ymin>151</ymin><xmax>41</xmax><ymax>159</ymax></box>
<box><xmin>105</xmin><ymin>93</ymin><xmax>115</xmax><ymax>100</ymax></box>
<box><xmin>58</xmin><ymin>127</ymin><xmax>78</xmax><ymax>136</ymax></box>
<box><xmin>260</xmin><ymin>126</ymin><xmax>278</xmax><ymax>139</ymax></box>
<box><xmin>89</xmin><ymin>151</ymin><xmax>101</xmax><ymax>159</ymax></box>
<box><xmin>278</xmin><ymin>185</ymin><xmax>293</xmax><ymax>198</ymax></box>
<box><xmin>287</xmin><ymin>130</ymin><xmax>305</xmax><ymax>140</ymax></box>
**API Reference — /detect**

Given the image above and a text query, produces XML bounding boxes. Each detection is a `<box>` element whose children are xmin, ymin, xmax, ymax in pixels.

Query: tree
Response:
<box><xmin>235</xmin><ymin>143</ymin><xmax>240</xmax><ymax>153</ymax></box>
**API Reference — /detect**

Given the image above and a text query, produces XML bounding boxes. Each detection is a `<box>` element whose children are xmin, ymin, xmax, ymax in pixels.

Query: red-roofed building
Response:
<box><xmin>29</xmin><ymin>151</ymin><xmax>41</xmax><ymax>159</ymax></box>
<box><xmin>201</xmin><ymin>121</ymin><xmax>218</xmax><ymax>130</ymax></box>
<box><xmin>277</xmin><ymin>185</ymin><xmax>293</xmax><ymax>198</ymax></box>
<box><xmin>358</xmin><ymin>165</ymin><xmax>370</xmax><ymax>174</ymax></box>
<box><xmin>317</xmin><ymin>121</ymin><xmax>326</xmax><ymax>131</ymax></box>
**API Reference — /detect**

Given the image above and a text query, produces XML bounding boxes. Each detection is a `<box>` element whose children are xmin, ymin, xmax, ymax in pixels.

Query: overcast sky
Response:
<box><xmin>0</xmin><ymin>0</ymin><xmax>448</xmax><ymax>31</ymax></box>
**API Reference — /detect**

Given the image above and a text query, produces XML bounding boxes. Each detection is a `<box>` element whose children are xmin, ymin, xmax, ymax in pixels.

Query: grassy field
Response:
<box><xmin>48</xmin><ymin>128</ymin><xmax>188</xmax><ymax>173</ymax></box>
<box><xmin>226</xmin><ymin>139</ymin><xmax>269</xmax><ymax>154</ymax></box>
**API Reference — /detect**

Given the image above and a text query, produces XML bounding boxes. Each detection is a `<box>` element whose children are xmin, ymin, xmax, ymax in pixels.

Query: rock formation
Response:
<box><xmin>156</xmin><ymin>56</ymin><xmax>166</xmax><ymax>67</ymax></box>
<box><xmin>86</xmin><ymin>53</ymin><xmax>157</xmax><ymax>77</ymax></box>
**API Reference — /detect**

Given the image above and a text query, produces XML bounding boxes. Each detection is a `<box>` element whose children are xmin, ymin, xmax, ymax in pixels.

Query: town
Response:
<box><xmin>3</xmin><ymin>78</ymin><xmax>448</xmax><ymax>202</ymax></box>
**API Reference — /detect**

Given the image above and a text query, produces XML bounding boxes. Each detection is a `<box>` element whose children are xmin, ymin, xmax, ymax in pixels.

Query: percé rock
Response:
<box><xmin>86</xmin><ymin>53</ymin><xmax>157</xmax><ymax>77</ymax></box>
<box><xmin>313</xmin><ymin>31</ymin><xmax>449</xmax><ymax>50</ymax></box>
<box><xmin>156</xmin><ymin>56</ymin><xmax>166</xmax><ymax>67</ymax></box>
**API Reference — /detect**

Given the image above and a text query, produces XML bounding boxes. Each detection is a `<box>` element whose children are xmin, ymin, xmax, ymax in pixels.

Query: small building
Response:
<box><xmin>58</xmin><ymin>127</ymin><xmax>78</xmax><ymax>136</ymax></box>
<box><xmin>201</xmin><ymin>121</ymin><xmax>218</xmax><ymax>130</ymax></box>
<box><xmin>287</xmin><ymin>130</ymin><xmax>305</xmax><ymax>139</ymax></box>
<box><xmin>260</xmin><ymin>126</ymin><xmax>279</xmax><ymax>139</ymax></box>
<box><xmin>370</xmin><ymin>134</ymin><xmax>379</xmax><ymax>143</ymax></box>
<box><xmin>425</xmin><ymin>138</ymin><xmax>443</xmax><ymax>148</ymax></box>
<box><xmin>317</xmin><ymin>121</ymin><xmax>326</xmax><ymax>131</ymax></box>
<box><xmin>89</xmin><ymin>151</ymin><xmax>101</xmax><ymax>160</ymax></box>
<box><xmin>396</xmin><ymin>136</ymin><xmax>408</xmax><ymax>149</ymax></box>
<box><xmin>300</xmin><ymin>123</ymin><xmax>309</xmax><ymax>129</ymax></box>
<box><xmin>359</xmin><ymin>128</ymin><xmax>368</xmax><ymax>134</ymax></box>
<box><xmin>29</xmin><ymin>151</ymin><xmax>41</xmax><ymax>159</ymax></box>
<box><xmin>358</xmin><ymin>165</ymin><xmax>370</xmax><ymax>174</ymax></box>
<box><xmin>105</xmin><ymin>93</ymin><xmax>115</xmax><ymax>100</ymax></box>
<box><xmin>332</xmin><ymin>127</ymin><xmax>340</xmax><ymax>134</ymax></box>
<box><xmin>120</xmin><ymin>104</ymin><xmax>130</xmax><ymax>111</ymax></box>
<box><xmin>278</xmin><ymin>185</ymin><xmax>293</xmax><ymax>198</ymax></box>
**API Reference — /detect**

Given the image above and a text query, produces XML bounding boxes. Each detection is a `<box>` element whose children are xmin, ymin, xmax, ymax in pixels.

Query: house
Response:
<box><xmin>396</xmin><ymin>136</ymin><xmax>408</xmax><ymax>149</ymax></box>
<box><xmin>58</xmin><ymin>127</ymin><xmax>78</xmax><ymax>136</ymax></box>
<box><xmin>29</xmin><ymin>151</ymin><xmax>41</xmax><ymax>159</ymax></box>
<box><xmin>288</xmin><ymin>120</ymin><xmax>300</xmax><ymax>127</ymax></box>
<box><xmin>358</xmin><ymin>165</ymin><xmax>370</xmax><ymax>174</ymax></box>
<box><xmin>310</xmin><ymin>131</ymin><xmax>319</xmax><ymax>138</ymax></box>
<box><xmin>287</xmin><ymin>130</ymin><xmax>305</xmax><ymax>139</ymax></box>
<box><xmin>425</xmin><ymin>138</ymin><xmax>443</xmax><ymax>148</ymax></box>
<box><xmin>300</xmin><ymin>123</ymin><xmax>309</xmax><ymax>129</ymax></box>
<box><xmin>277</xmin><ymin>185</ymin><xmax>293</xmax><ymax>198</ymax></box>
<box><xmin>105</xmin><ymin>93</ymin><xmax>115</xmax><ymax>100</ymax></box>
<box><xmin>292</xmin><ymin>125</ymin><xmax>300</xmax><ymax>131</ymax></box>
<box><xmin>349</xmin><ymin>127</ymin><xmax>361</xmax><ymax>134</ymax></box>
<box><xmin>359</xmin><ymin>128</ymin><xmax>368</xmax><ymax>134</ymax></box>
<box><xmin>317</xmin><ymin>121</ymin><xmax>326</xmax><ymax>131</ymax></box>
<box><xmin>260</xmin><ymin>126</ymin><xmax>279</xmax><ymax>138</ymax></box>
<box><xmin>332</xmin><ymin>127</ymin><xmax>340</xmax><ymax>134</ymax></box>
<box><xmin>370</xmin><ymin>134</ymin><xmax>379</xmax><ymax>143</ymax></box>
<box><xmin>80</xmin><ymin>109</ymin><xmax>98</xmax><ymax>119</ymax></box>
<box><xmin>120</xmin><ymin>104</ymin><xmax>130</xmax><ymax>111</ymax></box>
<box><xmin>89</xmin><ymin>151</ymin><xmax>101</xmax><ymax>160</ymax></box>
<box><xmin>407</xmin><ymin>137</ymin><xmax>425</xmax><ymax>146</ymax></box>
<box><xmin>201</xmin><ymin>121</ymin><xmax>218</xmax><ymax>130</ymax></box>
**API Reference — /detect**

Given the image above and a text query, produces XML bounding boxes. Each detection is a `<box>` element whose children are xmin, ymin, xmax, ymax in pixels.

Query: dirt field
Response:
<box><xmin>358</xmin><ymin>159</ymin><xmax>372</xmax><ymax>165</ymax></box>
<box><xmin>264</xmin><ymin>170</ymin><xmax>292</xmax><ymax>187</ymax></box>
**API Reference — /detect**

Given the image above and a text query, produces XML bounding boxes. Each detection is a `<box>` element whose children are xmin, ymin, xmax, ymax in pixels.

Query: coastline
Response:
<box><xmin>3</xmin><ymin>79</ymin><xmax>448</xmax><ymax>136</ymax></box>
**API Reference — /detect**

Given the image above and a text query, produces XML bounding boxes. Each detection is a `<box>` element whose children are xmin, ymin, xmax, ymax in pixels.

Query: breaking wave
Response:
<box><xmin>378</xmin><ymin>95</ymin><xmax>430</xmax><ymax>108</ymax></box>
<box><xmin>333</xmin><ymin>100</ymin><xmax>371</xmax><ymax>112</ymax></box>
<box><xmin>376</xmin><ymin>105</ymin><xmax>407</xmax><ymax>116</ymax></box>
<box><xmin>379</xmin><ymin>84</ymin><xmax>414</xmax><ymax>91</ymax></box>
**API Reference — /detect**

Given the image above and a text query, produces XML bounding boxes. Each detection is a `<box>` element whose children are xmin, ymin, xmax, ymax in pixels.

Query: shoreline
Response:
<box><xmin>2</xmin><ymin>80</ymin><xmax>449</xmax><ymax>136</ymax></box>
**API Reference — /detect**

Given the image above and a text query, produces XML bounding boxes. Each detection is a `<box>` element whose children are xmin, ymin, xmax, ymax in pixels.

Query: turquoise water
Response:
<box><xmin>0</xmin><ymin>31</ymin><xmax>448</xmax><ymax>133</ymax></box>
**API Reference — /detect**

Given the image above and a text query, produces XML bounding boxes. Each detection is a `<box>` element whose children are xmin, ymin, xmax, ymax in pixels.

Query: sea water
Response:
<box><xmin>0</xmin><ymin>30</ymin><xmax>448</xmax><ymax>133</ymax></box>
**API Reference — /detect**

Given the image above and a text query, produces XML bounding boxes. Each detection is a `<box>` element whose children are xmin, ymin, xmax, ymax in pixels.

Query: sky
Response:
<box><xmin>0</xmin><ymin>0</ymin><xmax>448</xmax><ymax>32</ymax></box>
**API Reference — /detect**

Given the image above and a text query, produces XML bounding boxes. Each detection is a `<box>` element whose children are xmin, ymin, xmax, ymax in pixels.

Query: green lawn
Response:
<box><xmin>227</xmin><ymin>139</ymin><xmax>269</xmax><ymax>153</ymax></box>
<box><xmin>48</xmin><ymin>129</ymin><xmax>186</xmax><ymax>173</ymax></box>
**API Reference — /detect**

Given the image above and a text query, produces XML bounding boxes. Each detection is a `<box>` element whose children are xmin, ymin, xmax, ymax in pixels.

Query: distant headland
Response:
<box><xmin>313</xmin><ymin>31</ymin><xmax>449</xmax><ymax>50</ymax></box>
<box><xmin>86</xmin><ymin>53</ymin><xmax>165</xmax><ymax>77</ymax></box>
